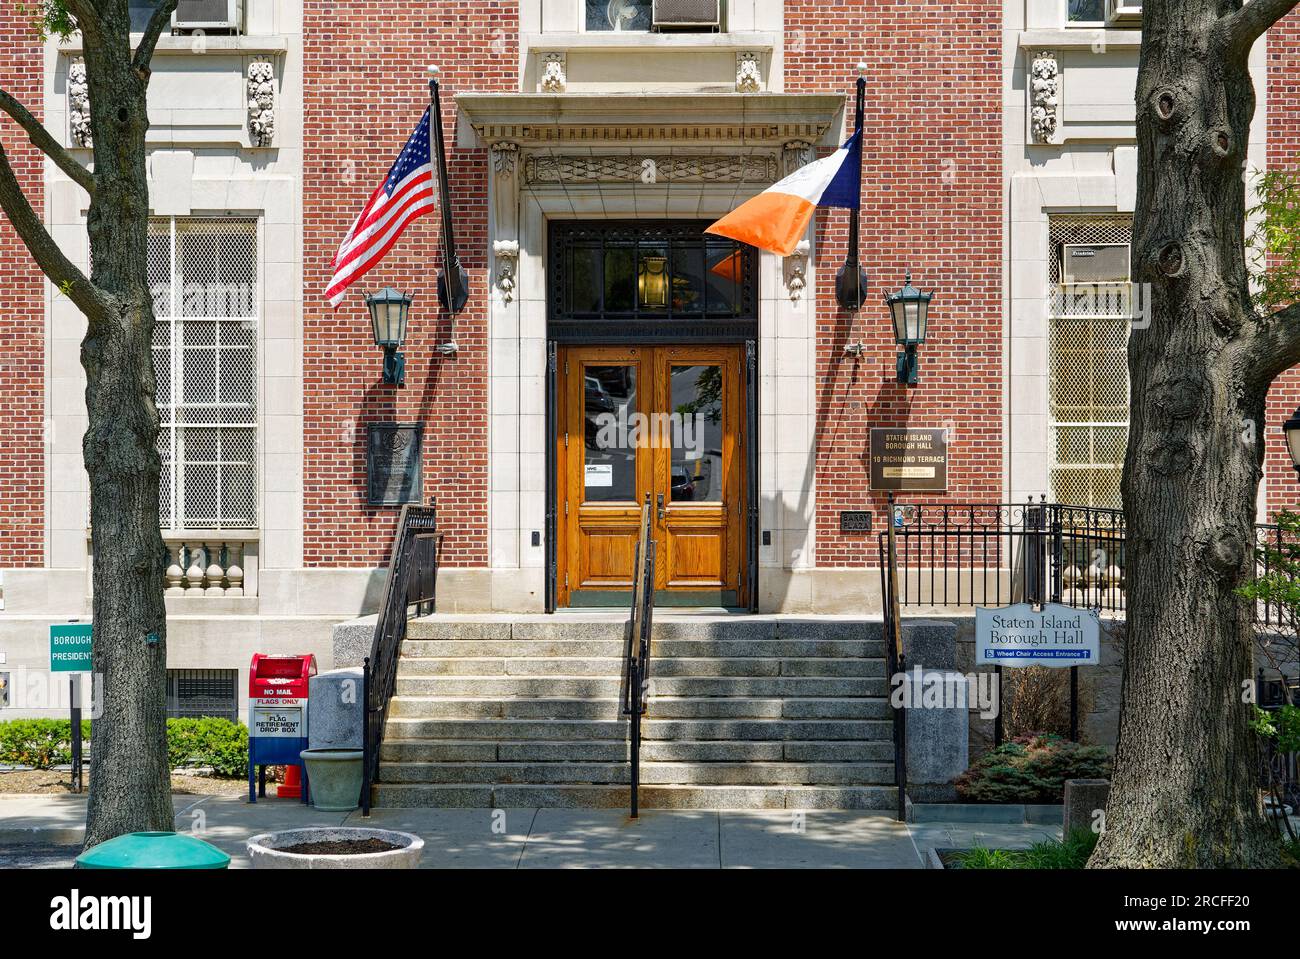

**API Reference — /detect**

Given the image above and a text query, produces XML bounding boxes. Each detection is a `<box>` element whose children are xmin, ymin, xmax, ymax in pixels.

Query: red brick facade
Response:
<box><xmin>301</xmin><ymin>3</ymin><xmax>516</xmax><ymax>565</ymax></box>
<box><xmin>0</xmin><ymin>6</ymin><xmax>45</xmax><ymax>567</ymax></box>
<box><xmin>1266</xmin><ymin>11</ymin><xmax>1300</xmax><ymax>516</ymax></box>
<box><xmin>788</xmin><ymin>0</ymin><xmax>1004</xmax><ymax>564</ymax></box>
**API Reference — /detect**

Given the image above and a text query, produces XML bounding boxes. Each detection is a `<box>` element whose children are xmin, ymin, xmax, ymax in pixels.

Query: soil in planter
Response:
<box><xmin>279</xmin><ymin>838</ymin><xmax>401</xmax><ymax>855</ymax></box>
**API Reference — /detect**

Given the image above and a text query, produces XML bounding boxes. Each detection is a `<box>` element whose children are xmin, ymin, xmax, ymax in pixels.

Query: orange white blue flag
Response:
<box><xmin>704</xmin><ymin>129</ymin><xmax>862</xmax><ymax>257</ymax></box>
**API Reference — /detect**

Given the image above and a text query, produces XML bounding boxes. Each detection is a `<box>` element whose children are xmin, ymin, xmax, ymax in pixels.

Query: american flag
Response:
<box><xmin>326</xmin><ymin>108</ymin><xmax>437</xmax><ymax>307</ymax></box>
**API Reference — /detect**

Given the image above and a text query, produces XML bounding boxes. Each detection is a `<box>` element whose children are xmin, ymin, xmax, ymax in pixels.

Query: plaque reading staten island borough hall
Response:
<box><xmin>869</xmin><ymin>428</ymin><xmax>948</xmax><ymax>492</ymax></box>
<box><xmin>367</xmin><ymin>423</ymin><xmax>423</xmax><ymax>506</ymax></box>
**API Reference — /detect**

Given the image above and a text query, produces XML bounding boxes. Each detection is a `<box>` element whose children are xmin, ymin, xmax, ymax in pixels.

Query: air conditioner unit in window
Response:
<box><xmin>1105</xmin><ymin>0</ymin><xmax>1142</xmax><ymax>23</ymax></box>
<box><xmin>652</xmin><ymin>0</ymin><xmax>720</xmax><ymax>29</ymax></box>
<box><xmin>172</xmin><ymin>0</ymin><xmax>243</xmax><ymax>31</ymax></box>
<box><xmin>1063</xmin><ymin>243</ymin><xmax>1130</xmax><ymax>284</ymax></box>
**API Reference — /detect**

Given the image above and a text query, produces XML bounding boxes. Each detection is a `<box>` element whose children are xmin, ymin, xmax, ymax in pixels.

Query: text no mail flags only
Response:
<box><xmin>704</xmin><ymin>128</ymin><xmax>862</xmax><ymax>257</ymax></box>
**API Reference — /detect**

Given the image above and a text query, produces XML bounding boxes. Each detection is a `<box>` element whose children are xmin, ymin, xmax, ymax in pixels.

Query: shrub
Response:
<box><xmin>0</xmin><ymin>717</ymin><xmax>247</xmax><ymax>776</ymax></box>
<box><xmin>1002</xmin><ymin>666</ymin><xmax>1096</xmax><ymax>741</ymax></box>
<box><xmin>955</xmin><ymin>829</ymin><xmax>1098</xmax><ymax>869</ymax></box>
<box><xmin>955</xmin><ymin>732</ymin><xmax>1111</xmax><ymax>804</ymax></box>
<box><xmin>0</xmin><ymin>719</ymin><xmax>92</xmax><ymax>769</ymax></box>
<box><xmin>166</xmin><ymin>718</ymin><xmax>248</xmax><ymax>777</ymax></box>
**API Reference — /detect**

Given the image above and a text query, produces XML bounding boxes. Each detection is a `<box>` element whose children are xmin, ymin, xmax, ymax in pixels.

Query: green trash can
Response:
<box><xmin>76</xmin><ymin>831</ymin><xmax>230</xmax><ymax>869</ymax></box>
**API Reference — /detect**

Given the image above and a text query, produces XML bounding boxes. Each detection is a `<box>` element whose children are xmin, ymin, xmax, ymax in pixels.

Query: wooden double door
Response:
<box><xmin>556</xmin><ymin>344</ymin><xmax>748</xmax><ymax>607</ymax></box>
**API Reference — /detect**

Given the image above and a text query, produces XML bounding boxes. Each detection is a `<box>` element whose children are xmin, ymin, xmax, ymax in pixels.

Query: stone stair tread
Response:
<box><xmin>371</xmin><ymin>782</ymin><xmax>899</xmax><ymax>809</ymax></box>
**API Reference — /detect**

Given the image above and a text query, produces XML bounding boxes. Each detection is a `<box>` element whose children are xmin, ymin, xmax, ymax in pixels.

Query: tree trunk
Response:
<box><xmin>78</xmin><ymin>12</ymin><xmax>172</xmax><ymax>849</ymax></box>
<box><xmin>1089</xmin><ymin>0</ymin><xmax>1280</xmax><ymax>868</ymax></box>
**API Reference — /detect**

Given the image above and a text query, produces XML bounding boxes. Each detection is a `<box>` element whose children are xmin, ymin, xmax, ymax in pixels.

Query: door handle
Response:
<box><xmin>657</xmin><ymin>493</ymin><xmax>665</xmax><ymax>522</ymax></box>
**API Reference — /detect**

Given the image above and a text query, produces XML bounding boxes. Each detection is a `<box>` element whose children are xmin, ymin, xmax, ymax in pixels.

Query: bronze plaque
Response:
<box><xmin>839</xmin><ymin>510</ymin><xmax>872</xmax><ymax>533</ymax></box>
<box><xmin>869</xmin><ymin>428</ymin><xmax>948</xmax><ymax>492</ymax></box>
<box><xmin>367</xmin><ymin>423</ymin><xmax>423</xmax><ymax>506</ymax></box>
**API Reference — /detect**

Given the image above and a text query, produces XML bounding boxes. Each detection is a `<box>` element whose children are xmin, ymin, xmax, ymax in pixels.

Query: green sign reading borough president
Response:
<box><xmin>49</xmin><ymin>623</ymin><xmax>93</xmax><ymax>673</ymax></box>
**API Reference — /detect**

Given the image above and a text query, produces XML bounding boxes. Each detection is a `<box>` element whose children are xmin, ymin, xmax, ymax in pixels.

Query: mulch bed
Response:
<box><xmin>279</xmin><ymin>839</ymin><xmax>400</xmax><ymax>855</ymax></box>
<box><xmin>0</xmin><ymin>769</ymin><xmax>249</xmax><ymax>796</ymax></box>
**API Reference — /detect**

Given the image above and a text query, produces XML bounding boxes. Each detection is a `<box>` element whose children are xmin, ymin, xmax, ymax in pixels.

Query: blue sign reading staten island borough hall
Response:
<box><xmin>975</xmin><ymin>603</ymin><xmax>1100</xmax><ymax>668</ymax></box>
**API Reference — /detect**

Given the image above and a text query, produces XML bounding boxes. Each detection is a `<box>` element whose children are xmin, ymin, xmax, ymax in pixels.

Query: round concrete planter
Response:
<box><xmin>300</xmin><ymin>748</ymin><xmax>363</xmax><ymax>811</ymax></box>
<box><xmin>246</xmin><ymin>827</ymin><xmax>424</xmax><ymax>869</ymax></box>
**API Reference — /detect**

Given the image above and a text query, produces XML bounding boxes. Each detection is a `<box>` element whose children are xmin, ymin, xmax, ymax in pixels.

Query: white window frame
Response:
<box><xmin>152</xmin><ymin>215</ymin><xmax>261</xmax><ymax>535</ymax></box>
<box><xmin>579</xmin><ymin>0</ymin><xmax>725</xmax><ymax>34</ymax></box>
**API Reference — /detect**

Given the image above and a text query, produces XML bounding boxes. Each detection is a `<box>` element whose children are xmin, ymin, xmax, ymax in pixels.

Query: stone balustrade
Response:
<box><xmin>163</xmin><ymin>541</ymin><xmax>253</xmax><ymax>598</ymax></box>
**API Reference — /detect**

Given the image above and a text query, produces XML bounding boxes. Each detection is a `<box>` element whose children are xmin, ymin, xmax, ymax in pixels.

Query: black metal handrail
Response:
<box><xmin>623</xmin><ymin>493</ymin><xmax>655</xmax><ymax>818</ymax></box>
<box><xmin>361</xmin><ymin>499</ymin><xmax>439</xmax><ymax>816</ymax></box>
<box><xmin>880</xmin><ymin>494</ymin><xmax>908</xmax><ymax>822</ymax></box>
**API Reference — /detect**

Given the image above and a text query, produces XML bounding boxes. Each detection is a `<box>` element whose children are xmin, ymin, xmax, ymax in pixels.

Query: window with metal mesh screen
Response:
<box><xmin>1048</xmin><ymin>216</ymin><xmax>1132</xmax><ymax>509</ymax></box>
<box><xmin>166</xmin><ymin>668</ymin><xmax>238</xmax><ymax>721</ymax></box>
<box><xmin>150</xmin><ymin>218</ymin><xmax>258</xmax><ymax>530</ymax></box>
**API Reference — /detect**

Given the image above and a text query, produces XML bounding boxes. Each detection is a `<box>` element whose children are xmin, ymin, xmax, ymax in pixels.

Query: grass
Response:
<box><xmin>953</xmin><ymin>829</ymin><xmax>1099</xmax><ymax>869</ymax></box>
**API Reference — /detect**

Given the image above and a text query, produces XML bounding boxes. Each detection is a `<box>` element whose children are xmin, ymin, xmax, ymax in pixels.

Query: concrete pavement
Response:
<box><xmin>0</xmin><ymin>793</ymin><xmax>1064</xmax><ymax>868</ymax></box>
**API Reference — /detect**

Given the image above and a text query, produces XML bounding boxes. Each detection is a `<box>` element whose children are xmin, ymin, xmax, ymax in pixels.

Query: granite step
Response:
<box><xmin>371</xmin><ymin>782</ymin><xmax>899</xmax><ymax>810</ymax></box>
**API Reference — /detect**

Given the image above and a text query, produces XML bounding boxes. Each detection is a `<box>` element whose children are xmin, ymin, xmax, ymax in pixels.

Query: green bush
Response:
<box><xmin>955</xmin><ymin>733</ymin><xmax>1112</xmax><ymax>804</ymax></box>
<box><xmin>0</xmin><ymin>717</ymin><xmax>247</xmax><ymax>776</ymax></box>
<box><xmin>0</xmin><ymin>719</ymin><xmax>92</xmax><ymax>769</ymax></box>
<box><xmin>166</xmin><ymin>718</ymin><xmax>248</xmax><ymax>777</ymax></box>
<box><xmin>955</xmin><ymin>829</ymin><xmax>1098</xmax><ymax>869</ymax></box>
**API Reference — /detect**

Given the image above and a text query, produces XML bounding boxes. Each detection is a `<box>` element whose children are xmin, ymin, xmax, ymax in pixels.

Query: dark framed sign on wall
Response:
<box><xmin>869</xmin><ymin>428</ymin><xmax>948</xmax><ymax>492</ymax></box>
<box><xmin>367</xmin><ymin>423</ymin><xmax>424</xmax><ymax>506</ymax></box>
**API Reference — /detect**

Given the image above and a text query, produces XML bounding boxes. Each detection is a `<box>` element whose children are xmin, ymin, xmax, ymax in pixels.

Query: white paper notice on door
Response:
<box><xmin>585</xmin><ymin>464</ymin><xmax>613</xmax><ymax>487</ymax></box>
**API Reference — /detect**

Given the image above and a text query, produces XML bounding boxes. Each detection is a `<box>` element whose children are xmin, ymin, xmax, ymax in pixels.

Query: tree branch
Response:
<box><xmin>1223</xmin><ymin>0</ymin><xmax>1300</xmax><ymax>55</ymax></box>
<box><xmin>0</xmin><ymin>140</ymin><xmax>111</xmax><ymax>323</ymax></box>
<box><xmin>1250</xmin><ymin>301</ymin><xmax>1300</xmax><ymax>388</ymax></box>
<box><xmin>132</xmin><ymin>0</ymin><xmax>178</xmax><ymax>74</ymax></box>
<box><xmin>0</xmin><ymin>89</ymin><xmax>95</xmax><ymax>195</ymax></box>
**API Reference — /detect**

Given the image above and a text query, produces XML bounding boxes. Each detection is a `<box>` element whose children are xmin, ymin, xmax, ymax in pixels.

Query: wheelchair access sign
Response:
<box><xmin>975</xmin><ymin>603</ymin><xmax>1100</xmax><ymax>667</ymax></box>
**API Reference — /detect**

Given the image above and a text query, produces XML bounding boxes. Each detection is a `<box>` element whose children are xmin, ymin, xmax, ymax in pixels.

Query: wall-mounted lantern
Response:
<box><xmin>638</xmin><ymin>255</ymin><xmax>669</xmax><ymax>308</ymax></box>
<box><xmin>1284</xmin><ymin>406</ymin><xmax>1300</xmax><ymax>477</ymax></box>
<box><xmin>885</xmin><ymin>270</ymin><xmax>933</xmax><ymax>386</ymax></box>
<box><xmin>366</xmin><ymin>287</ymin><xmax>411</xmax><ymax>386</ymax></box>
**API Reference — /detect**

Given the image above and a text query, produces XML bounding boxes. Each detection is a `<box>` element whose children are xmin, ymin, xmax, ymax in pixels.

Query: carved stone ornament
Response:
<box><xmin>736</xmin><ymin>51</ymin><xmax>762</xmax><ymax>93</ymax></box>
<box><xmin>493</xmin><ymin>239</ymin><xmax>519</xmax><ymax>304</ymax></box>
<box><xmin>68</xmin><ymin>59</ymin><xmax>91</xmax><ymax>148</ymax></box>
<box><xmin>247</xmin><ymin>59</ymin><xmax>276</xmax><ymax>146</ymax></box>
<box><xmin>786</xmin><ymin>239</ymin><xmax>810</xmax><ymax>303</ymax></box>
<box><xmin>523</xmin><ymin>152</ymin><xmax>779</xmax><ymax>185</ymax></box>
<box><xmin>782</xmin><ymin>139</ymin><xmax>813</xmax><ymax>176</ymax></box>
<box><xmin>492</xmin><ymin>141</ymin><xmax>518</xmax><ymax>177</ymax></box>
<box><xmin>1030</xmin><ymin>51</ymin><xmax>1059</xmax><ymax>144</ymax></box>
<box><xmin>541</xmin><ymin>53</ymin><xmax>567</xmax><ymax>93</ymax></box>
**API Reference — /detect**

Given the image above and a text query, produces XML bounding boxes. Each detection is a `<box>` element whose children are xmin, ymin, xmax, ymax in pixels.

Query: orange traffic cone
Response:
<box><xmin>276</xmin><ymin>764</ymin><xmax>303</xmax><ymax>799</ymax></box>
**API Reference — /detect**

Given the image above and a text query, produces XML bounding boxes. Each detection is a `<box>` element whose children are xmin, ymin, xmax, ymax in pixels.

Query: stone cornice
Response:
<box><xmin>454</xmin><ymin>93</ymin><xmax>846</xmax><ymax>148</ymax></box>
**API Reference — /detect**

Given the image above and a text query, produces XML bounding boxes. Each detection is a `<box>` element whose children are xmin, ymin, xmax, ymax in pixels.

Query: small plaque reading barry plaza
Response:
<box><xmin>869</xmin><ymin>428</ymin><xmax>948</xmax><ymax>492</ymax></box>
<box><xmin>839</xmin><ymin>510</ymin><xmax>873</xmax><ymax>533</ymax></box>
<box><xmin>367</xmin><ymin>423</ymin><xmax>423</xmax><ymax>506</ymax></box>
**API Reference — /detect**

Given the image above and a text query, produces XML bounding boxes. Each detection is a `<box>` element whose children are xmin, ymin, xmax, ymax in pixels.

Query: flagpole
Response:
<box><xmin>835</xmin><ymin>62</ymin><xmax>869</xmax><ymax>312</ymax></box>
<box><xmin>429</xmin><ymin>65</ymin><xmax>469</xmax><ymax>318</ymax></box>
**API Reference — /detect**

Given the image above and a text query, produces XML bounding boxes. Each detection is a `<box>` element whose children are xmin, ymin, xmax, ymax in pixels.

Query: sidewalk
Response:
<box><xmin>0</xmin><ymin>794</ymin><xmax>1063</xmax><ymax>868</ymax></box>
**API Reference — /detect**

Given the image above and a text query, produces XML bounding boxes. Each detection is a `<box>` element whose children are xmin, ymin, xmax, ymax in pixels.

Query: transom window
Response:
<box><xmin>150</xmin><ymin>217</ymin><xmax>259</xmax><ymax>531</ymax></box>
<box><xmin>549</xmin><ymin>221</ymin><xmax>756</xmax><ymax>343</ymax></box>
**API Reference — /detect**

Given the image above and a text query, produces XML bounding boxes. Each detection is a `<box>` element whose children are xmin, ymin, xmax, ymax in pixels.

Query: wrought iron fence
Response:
<box><xmin>878</xmin><ymin>497</ymin><xmax>1289</xmax><ymax>624</ymax></box>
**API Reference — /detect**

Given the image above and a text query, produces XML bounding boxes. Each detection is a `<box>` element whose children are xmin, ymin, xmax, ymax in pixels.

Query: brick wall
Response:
<box><xmin>0</xmin><ymin>4</ymin><xmax>46</xmax><ymax>567</ymax></box>
<box><xmin>786</xmin><ymin>0</ymin><xmax>1004</xmax><ymax>566</ymax></box>
<box><xmin>1266</xmin><ymin>12</ymin><xmax>1300</xmax><ymax>516</ymax></box>
<box><xmin>301</xmin><ymin>4</ymin><xmax>515</xmax><ymax>565</ymax></box>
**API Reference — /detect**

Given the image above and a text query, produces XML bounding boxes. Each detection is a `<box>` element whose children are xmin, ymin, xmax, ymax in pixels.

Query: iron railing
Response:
<box><xmin>880</xmin><ymin>494</ymin><xmax>907</xmax><ymax>822</ymax></box>
<box><xmin>879</xmin><ymin>498</ymin><xmax>1287</xmax><ymax>625</ymax></box>
<box><xmin>623</xmin><ymin>493</ymin><xmax>655</xmax><ymax>818</ymax></box>
<box><xmin>361</xmin><ymin>500</ymin><xmax>439</xmax><ymax>816</ymax></box>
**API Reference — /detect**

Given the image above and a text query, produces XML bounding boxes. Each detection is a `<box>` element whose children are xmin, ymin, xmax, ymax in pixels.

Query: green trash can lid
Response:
<box><xmin>76</xmin><ymin>831</ymin><xmax>231</xmax><ymax>870</ymax></box>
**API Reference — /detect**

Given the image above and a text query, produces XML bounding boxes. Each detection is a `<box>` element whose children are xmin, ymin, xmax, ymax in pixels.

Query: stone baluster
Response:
<box><xmin>204</xmin><ymin>542</ymin><xmax>226</xmax><ymax>597</ymax></box>
<box><xmin>226</xmin><ymin>543</ymin><xmax>245</xmax><ymax>597</ymax></box>
<box><xmin>184</xmin><ymin>545</ymin><xmax>206</xmax><ymax>597</ymax></box>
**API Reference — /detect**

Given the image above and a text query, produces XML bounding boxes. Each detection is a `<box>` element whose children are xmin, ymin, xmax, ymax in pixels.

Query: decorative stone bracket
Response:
<box><xmin>786</xmin><ymin>239</ymin><xmax>810</xmax><ymax>303</ymax></box>
<box><xmin>493</xmin><ymin>240</ymin><xmax>519</xmax><ymax>304</ymax></box>
<box><xmin>736</xmin><ymin>51</ymin><xmax>762</xmax><ymax>93</ymax></box>
<box><xmin>68</xmin><ymin>58</ymin><xmax>91</xmax><ymax>148</ymax></box>
<box><xmin>247</xmin><ymin>59</ymin><xmax>276</xmax><ymax>146</ymax></box>
<box><xmin>782</xmin><ymin>139</ymin><xmax>813</xmax><ymax>176</ymax></box>
<box><xmin>1029</xmin><ymin>50</ymin><xmax>1060</xmax><ymax>144</ymax></box>
<box><xmin>541</xmin><ymin>53</ymin><xmax>567</xmax><ymax>93</ymax></box>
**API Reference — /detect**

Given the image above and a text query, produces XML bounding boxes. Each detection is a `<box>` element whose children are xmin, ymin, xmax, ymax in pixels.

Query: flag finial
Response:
<box><xmin>428</xmin><ymin>64</ymin><xmax>440</xmax><ymax>77</ymax></box>
<box><xmin>856</xmin><ymin>61</ymin><xmax>867</xmax><ymax>77</ymax></box>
